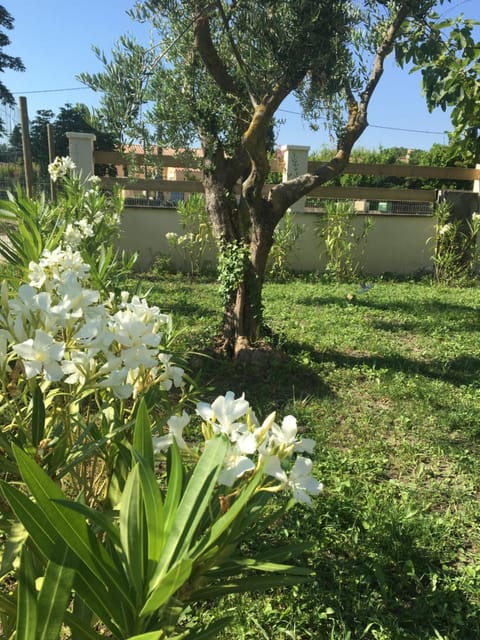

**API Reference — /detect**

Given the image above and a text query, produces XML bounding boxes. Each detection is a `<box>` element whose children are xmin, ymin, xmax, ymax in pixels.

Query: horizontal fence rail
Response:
<box><xmin>75</xmin><ymin>142</ymin><xmax>480</xmax><ymax>275</ymax></box>
<box><xmin>94</xmin><ymin>149</ymin><xmax>480</xmax><ymax>210</ymax></box>
<box><xmin>308</xmin><ymin>161</ymin><xmax>480</xmax><ymax>181</ymax></box>
<box><xmin>94</xmin><ymin>149</ymin><xmax>480</xmax><ymax>182</ymax></box>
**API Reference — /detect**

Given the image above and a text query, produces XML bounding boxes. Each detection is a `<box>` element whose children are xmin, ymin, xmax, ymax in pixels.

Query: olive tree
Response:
<box><xmin>81</xmin><ymin>0</ymin><xmax>466</xmax><ymax>356</ymax></box>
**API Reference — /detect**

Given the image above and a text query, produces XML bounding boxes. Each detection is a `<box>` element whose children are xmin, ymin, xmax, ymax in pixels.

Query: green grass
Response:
<box><xmin>137</xmin><ymin>272</ymin><xmax>480</xmax><ymax>639</ymax></box>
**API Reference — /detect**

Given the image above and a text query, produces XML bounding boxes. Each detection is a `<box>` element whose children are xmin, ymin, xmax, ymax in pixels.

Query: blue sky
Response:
<box><xmin>3</xmin><ymin>0</ymin><xmax>479</xmax><ymax>153</ymax></box>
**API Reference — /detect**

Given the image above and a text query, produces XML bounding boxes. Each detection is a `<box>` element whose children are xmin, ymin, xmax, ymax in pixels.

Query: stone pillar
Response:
<box><xmin>66</xmin><ymin>132</ymin><xmax>96</xmax><ymax>183</ymax></box>
<box><xmin>474</xmin><ymin>164</ymin><xmax>480</xmax><ymax>210</ymax></box>
<box><xmin>474</xmin><ymin>164</ymin><xmax>480</xmax><ymax>256</ymax></box>
<box><xmin>281</xmin><ymin>144</ymin><xmax>310</xmax><ymax>212</ymax></box>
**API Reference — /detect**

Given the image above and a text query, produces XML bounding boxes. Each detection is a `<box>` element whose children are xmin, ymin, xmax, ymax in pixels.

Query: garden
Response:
<box><xmin>0</xmin><ymin>161</ymin><xmax>479</xmax><ymax>639</ymax></box>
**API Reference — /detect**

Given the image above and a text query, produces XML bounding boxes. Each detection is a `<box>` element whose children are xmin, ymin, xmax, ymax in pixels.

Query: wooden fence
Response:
<box><xmin>61</xmin><ymin>136</ymin><xmax>480</xmax><ymax>273</ymax></box>
<box><xmin>93</xmin><ymin>147</ymin><xmax>480</xmax><ymax>210</ymax></box>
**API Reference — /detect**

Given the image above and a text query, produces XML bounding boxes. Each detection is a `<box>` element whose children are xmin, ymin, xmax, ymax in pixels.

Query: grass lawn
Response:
<box><xmin>137</xmin><ymin>272</ymin><xmax>480</xmax><ymax>639</ymax></box>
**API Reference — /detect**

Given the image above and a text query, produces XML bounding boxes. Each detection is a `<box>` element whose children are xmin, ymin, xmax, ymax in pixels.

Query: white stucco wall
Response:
<box><xmin>117</xmin><ymin>206</ymin><xmax>436</xmax><ymax>275</ymax></box>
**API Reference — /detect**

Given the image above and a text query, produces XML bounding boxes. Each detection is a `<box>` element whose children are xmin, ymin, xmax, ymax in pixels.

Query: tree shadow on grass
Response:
<box><xmin>189</xmin><ymin>347</ymin><xmax>334</xmax><ymax>415</ymax></box>
<box><xmin>166</xmin><ymin>299</ymin><xmax>211</xmax><ymax>317</ymax></box>
<box><xmin>316</xmin><ymin>517</ymin><xmax>479</xmax><ymax>638</ymax></box>
<box><xmin>295</xmin><ymin>293</ymin><xmax>480</xmax><ymax>333</ymax></box>
<box><xmin>283</xmin><ymin>339</ymin><xmax>480</xmax><ymax>387</ymax></box>
<box><xmin>284</xmin><ymin>490</ymin><xmax>480</xmax><ymax>639</ymax></box>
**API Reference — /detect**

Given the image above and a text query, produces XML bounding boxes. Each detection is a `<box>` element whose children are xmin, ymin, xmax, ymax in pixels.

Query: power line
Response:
<box><xmin>277</xmin><ymin>108</ymin><xmax>448</xmax><ymax>136</ymax></box>
<box><xmin>439</xmin><ymin>0</ymin><xmax>475</xmax><ymax>17</ymax></box>
<box><xmin>369</xmin><ymin>124</ymin><xmax>446</xmax><ymax>135</ymax></box>
<box><xmin>12</xmin><ymin>87</ymin><xmax>90</xmax><ymax>95</ymax></box>
<box><xmin>12</xmin><ymin>86</ymin><xmax>449</xmax><ymax>137</ymax></box>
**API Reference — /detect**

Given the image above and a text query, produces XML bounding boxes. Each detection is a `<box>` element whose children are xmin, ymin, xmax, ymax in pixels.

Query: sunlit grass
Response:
<box><xmin>135</xmin><ymin>271</ymin><xmax>480</xmax><ymax>639</ymax></box>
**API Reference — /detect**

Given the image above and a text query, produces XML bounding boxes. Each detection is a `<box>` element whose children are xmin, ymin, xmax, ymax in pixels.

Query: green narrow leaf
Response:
<box><xmin>179</xmin><ymin>616</ymin><xmax>234</xmax><ymax>640</ymax></box>
<box><xmin>64</xmin><ymin>611</ymin><xmax>105</xmax><ymax>640</ymax></box>
<box><xmin>141</xmin><ymin>558</ymin><xmax>192</xmax><ymax>616</ymax></box>
<box><xmin>133</xmin><ymin>398</ymin><xmax>154</xmax><ymax>470</ymax></box>
<box><xmin>1</xmin><ymin>481</ymin><xmax>128</xmax><ymax>637</ymax></box>
<box><xmin>127</xmin><ymin>632</ymin><xmax>164</xmax><ymax>640</ymax></box>
<box><xmin>71</xmin><ymin>572</ymin><xmax>125</xmax><ymax>639</ymax></box>
<box><xmin>1</xmin><ymin>519</ymin><xmax>28</xmax><ymax>576</ymax></box>
<box><xmin>36</xmin><ymin>543</ymin><xmax>77</xmax><ymax>640</ymax></box>
<box><xmin>31</xmin><ymin>385</ymin><xmax>45</xmax><ymax>447</ymax></box>
<box><xmin>163</xmin><ymin>441</ymin><xmax>183</xmax><ymax>537</ymax></box>
<box><xmin>119</xmin><ymin>463</ymin><xmax>147</xmax><ymax>594</ymax></box>
<box><xmin>0</xmin><ymin>592</ymin><xmax>16</xmax><ymax>623</ymax></box>
<box><xmin>137</xmin><ymin>457</ymin><xmax>165</xmax><ymax>576</ymax></box>
<box><xmin>12</xmin><ymin>445</ymin><xmax>129</xmax><ymax>593</ymax></box>
<box><xmin>10</xmin><ymin>446</ymin><xmax>134</xmax><ymax>626</ymax></box>
<box><xmin>206</xmin><ymin>558</ymin><xmax>312</xmax><ymax>576</ymax></box>
<box><xmin>253</xmin><ymin>542</ymin><xmax>313</xmax><ymax>564</ymax></box>
<box><xmin>192</xmin><ymin>573</ymin><xmax>312</xmax><ymax>601</ymax></box>
<box><xmin>191</xmin><ymin>466</ymin><xmax>265</xmax><ymax>561</ymax></box>
<box><xmin>53</xmin><ymin>500</ymin><xmax>121</xmax><ymax>547</ymax></box>
<box><xmin>0</xmin><ymin>482</ymin><xmax>58</xmax><ymax>557</ymax></box>
<box><xmin>70</xmin><ymin>594</ymin><xmax>97</xmax><ymax>638</ymax></box>
<box><xmin>17</xmin><ymin>545</ymin><xmax>38</xmax><ymax>640</ymax></box>
<box><xmin>148</xmin><ymin>436</ymin><xmax>228</xmax><ymax>593</ymax></box>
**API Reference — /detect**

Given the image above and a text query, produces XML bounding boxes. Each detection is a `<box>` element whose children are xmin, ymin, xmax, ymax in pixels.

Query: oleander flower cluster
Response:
<box><xmin>0</xmin><ymin>247</ymin><xmax>184</xmax><ymax>400</ymax></box>
<box><xmin>438</xmin><ymin>222</ymin><xmax>452</xmax><ymax>236</ymax></box>
<box><xmin>48</xmin><ymin>155</ymin><xmax>76</xmax><ymax>182</ymax></box>
<box><xmin>155</xmin><ymin>391</ymin><xmax>323</xmax><ymax>505</ymax></box>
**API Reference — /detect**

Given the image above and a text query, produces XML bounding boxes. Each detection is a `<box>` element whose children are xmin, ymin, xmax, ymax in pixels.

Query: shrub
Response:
<box><xmin>316</xmin><ymin>199</ymin><xmax>373</xmax><ymax>281</ymax></box>
<box><xmin>0</xmin><ymin>160</ymin><xmax>323</xmax><ymax>639</ymax></box>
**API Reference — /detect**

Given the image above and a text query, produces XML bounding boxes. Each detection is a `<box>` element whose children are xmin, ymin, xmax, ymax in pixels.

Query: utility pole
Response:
<box><xmin>19</xmin><ymin>96</ymin><xmax>34</xmax><ymax>198</ymax></box>
<box><xmin>47</xmin><ymin>123</ymin><xmax>56</xmax><ymax>201</ymax></box>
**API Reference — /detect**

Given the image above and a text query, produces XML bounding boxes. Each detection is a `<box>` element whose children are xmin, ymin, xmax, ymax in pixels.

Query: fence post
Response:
<box><xmin>66</xmin><ymin>132</ymin><xmax>96</xmax><ymax>183</ymax></box>
<box><xmin>281</xmin><ymin>144</ymin><xmax>310</xmax><ymax>212</ymax></box>
<box><xmin>474</xmin><ymin>164</ymin><xmax>480</xmax><ymax>208</ymax></box>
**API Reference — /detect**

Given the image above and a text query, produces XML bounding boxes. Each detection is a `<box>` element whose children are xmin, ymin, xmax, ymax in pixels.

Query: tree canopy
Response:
<box><xmin>396</xmin><ymin>9</ymin><xmax>480</xmax><ymax>163</ymax></box>
<box><xmin>80</xmin><ymin>0</ymin><xmax>475</xmax><ymax>354</ymax></box>
<box><xmin>0</xmin><ymin>5</ymin><xmax>25</xmax><ymax>134</ymax></box>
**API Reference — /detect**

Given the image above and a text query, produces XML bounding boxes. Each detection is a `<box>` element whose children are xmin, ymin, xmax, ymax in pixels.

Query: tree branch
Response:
<box><xmin>214</xmin><ymin>0</ymin><xmax>258</xmax><ymax>107</ymax></box>
<box><xmin>359</xmin><ymin>2</ymin><xmax>413</xmax><ymax>116</ymax></box>
<box><xmin>241</xmin><ymin>83</ymin><xmax>291</xmax><ymax>206</ymax></box>
<box><xmin>193</xmin><ymin>6</ymin><xmax>244</xmax><ymax>101</ymax></box>
<box><xmin>270</xmin><ymin>1</ymin><xmax>417</xmax><ymax>216</ymax></box>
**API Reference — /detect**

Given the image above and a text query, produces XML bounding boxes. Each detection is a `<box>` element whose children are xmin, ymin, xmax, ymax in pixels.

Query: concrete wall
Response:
<box><xmin>118</xmin><ymin>206</ymin><xmax>436</xmax><ymax>275</ymax></box>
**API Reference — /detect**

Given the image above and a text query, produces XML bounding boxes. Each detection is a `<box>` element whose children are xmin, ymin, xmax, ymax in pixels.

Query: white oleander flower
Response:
<box><xmin>197</xmin><ymin>391</ymin><xmax>250</xmax><ymax>436</ymax></box>
<box><xmin>158</xmin><ymin>353</ymin><xmax>184</xmax><ymax>389</ymax></box>
<box><xmin>218</xmin><ymin>448</ymin><xmax>255</xmax><ymax>487</ymax></box>
<box><xmin>64</xmin><ymin>223</ymin><xmax>83</xmax><ymax>249</ymax></box>
<box><xmin>61</xmin><ymin>350</ymin><xmax>96</xmax><ymax>386</ymax></box>
<box><xmin>13</xmin><ymin>329</ymin><xmax>65</xmax><ymax>381</ymax></box>
<box><xmin>268</xmin><ymin>415</ymin><xmax>316</xmax><ymax>456</ymax></box>
<box><xmin>265</xmin><ymin>455</ymin><xmax>323</xmax><ymax>505</ymax></box>
<box><xmin>77</xmin><ymin>219</ymin><xmax>94</xmax><ymax>237</ymax></box>
<box><xmin>48</xmin><ymin>156</ymin><xmax>76</xmax><ymax>182</ymax></box>
<box><xmin>165</xmin><ymin>232</ymin><xmax>178</xmax><ymax>245</ymax></box>
<box><xmin>153</xmin><ymin>411</ymin><xmax>190</xmax><ymax>452</ymax></box>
